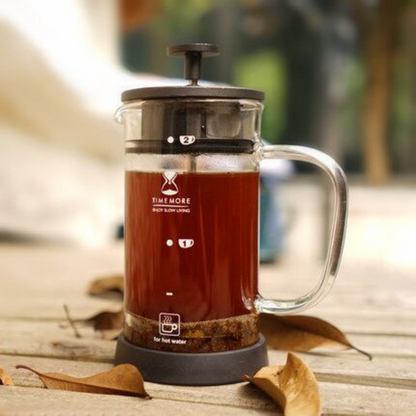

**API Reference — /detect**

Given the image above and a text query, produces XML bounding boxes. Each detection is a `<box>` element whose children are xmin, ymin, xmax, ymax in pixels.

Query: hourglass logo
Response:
<box><xmin>161</xmin><ymin>171</ymin><xmax>179</xmax><ymax>196</ymax></box>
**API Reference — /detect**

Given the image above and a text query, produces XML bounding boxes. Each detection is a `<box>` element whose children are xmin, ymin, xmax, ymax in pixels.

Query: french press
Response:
<box><xmin>115</xmin><ymin>43</ymin><xmax>348</xmax><ymax>385</ymax></box>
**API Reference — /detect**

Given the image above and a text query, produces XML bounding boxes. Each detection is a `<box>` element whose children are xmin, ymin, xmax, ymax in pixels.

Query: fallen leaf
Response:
<box><xmin>259</xmin><ymin>314</ymin><xmax>372</xmax><ymax>360</ymax></box>
<box><xmin>88</xmin><ymin>275</ymin><xmax>124</xmax><ymax>299</ymax></box>
<box><xmin>60</xmin><ymin>307</ymin><xmax>123</xmax><ymax>340</ymax></box>
<box><xmin>84</xmin><ymin>309</ymin><xmax>123</xmax><ymax>340</ymax></box>
<box><xmin>83</xmin><ymin>310</ymin><xmax>124</xmax><ymax>331</ymax></box>
<box><xmin>244</xmin><ymin>353</ymin><xmax>320</xmax><ymax>416</ymax></box>
<box><xmin>99</xmin><ymin>328</ymin><xmax>122</xmax><ymax>341</ymax></box>
<box><xmin>76</xmin><ymin>309</ymin><xmax>124</xmax><ymax>340</ymax></box>
<box><xmin>0</xmin><ymin>368</ymin><xmax>14</xmax><ymax>386</ymax></box>
<box><xmin>16</xmin><ymin>364</ymin><xmax>150</xmax><ymax>399</ymax></box>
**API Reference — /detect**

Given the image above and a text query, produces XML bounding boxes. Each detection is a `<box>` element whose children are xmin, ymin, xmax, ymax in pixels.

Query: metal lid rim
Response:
<box><xmin>121</xmin><ymin>86</ymin><xmax>264</xmax><ymax>102</ymax></box>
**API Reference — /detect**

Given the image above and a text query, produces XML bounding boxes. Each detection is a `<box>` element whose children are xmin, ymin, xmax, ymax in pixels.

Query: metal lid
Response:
<box><xmin>121</xmin><ymin>43</ymin><xmax>264</xmax><ymax>102</ymax></box>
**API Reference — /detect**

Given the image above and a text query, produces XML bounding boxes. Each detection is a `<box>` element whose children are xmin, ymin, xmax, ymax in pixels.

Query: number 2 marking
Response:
<box><xmin>179</xmin><ymin>135</ymin><xmax>196</xmax><ymax>145</ymax></box>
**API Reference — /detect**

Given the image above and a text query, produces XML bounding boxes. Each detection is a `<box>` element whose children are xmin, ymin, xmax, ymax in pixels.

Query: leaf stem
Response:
<box><xmin>350</xmin><ymin>345</ymin><xmax>373</xmax><ymax>360</ymax></box>
<box><xmin>63</xmin><ymin>304</ymin><xmax>82</xmax><ymax>338</ymax></box>
<box><xmin>15</xmin><ymin>365</ymin><xmax>42</xmax><ymax>376</ymax></box>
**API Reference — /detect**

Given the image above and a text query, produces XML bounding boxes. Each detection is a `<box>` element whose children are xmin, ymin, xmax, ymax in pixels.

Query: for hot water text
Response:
<box><xmin>153</xmin><ymin>336</ymin><xmax>187</xmax><ymax>345</ymax></box>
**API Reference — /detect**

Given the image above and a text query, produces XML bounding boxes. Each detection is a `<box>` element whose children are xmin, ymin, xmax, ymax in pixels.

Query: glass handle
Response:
<box><xmin>255</xmin><ymin>145</ymin><xmax>348</xmax><ymax>314</ymax></box>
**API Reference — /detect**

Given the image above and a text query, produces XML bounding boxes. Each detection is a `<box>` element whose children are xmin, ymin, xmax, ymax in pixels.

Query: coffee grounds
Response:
<box><xmin>124</xmin><ymin>313</ymin><xmax>259</xmax><ymax>353</ymax></box>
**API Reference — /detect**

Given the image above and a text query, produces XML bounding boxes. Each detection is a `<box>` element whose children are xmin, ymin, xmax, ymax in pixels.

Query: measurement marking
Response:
<box><xmin>166</xmin><ymin>292</ymin><xmax>173</xmax><ymax>296</ymax></box>
<box><xmin>180</xmin><ymin>135</ymin><xmax>196</xmax><ymax>145</ymax></box>
<box><xmin>166</xmin><ymin>239</ymin><xmax>173</xmax><ymax>247</ymax></box>
<box><xmin>154</xmin><ymin>204</ymin><xmax>189</xmax><ymax>208</ymax></box>
<box><xmin>167</xmin><ymin>136</ymin><xmax>174</xmax><ymax>143</ymax></box>
<box><xmin>178</xmin><ymin>239</ymin><xmax>194</xmax><ymax>248</ymax></box>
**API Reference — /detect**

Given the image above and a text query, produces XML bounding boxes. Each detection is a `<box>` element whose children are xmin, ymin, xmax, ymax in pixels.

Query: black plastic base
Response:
<box><xmin>115</xmin><ymin>334</ymin><xmax>269</xmax><ymax>386</ymax></box>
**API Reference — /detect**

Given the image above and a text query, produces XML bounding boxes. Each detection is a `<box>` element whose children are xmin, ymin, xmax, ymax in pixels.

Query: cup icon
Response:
<box><xmin>161</xmin><ymin>323</ymin><xmax>178</xmax><ymax>333</ymax></box>
<box><xmin>159</xmin><ymin>313</ymin><xmax>181</xmax><ymax>336</ymax></box>
<box><xmin>179</xmin><ymin>239</ymin><xmax>194</xmax><ymax>249</ymax></box>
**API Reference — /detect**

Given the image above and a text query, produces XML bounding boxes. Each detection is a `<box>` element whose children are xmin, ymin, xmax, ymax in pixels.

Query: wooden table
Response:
<box><xmin>1</xmin><ymin>238</ymin><xmax>415</xmax><ymax>415</ymax></box>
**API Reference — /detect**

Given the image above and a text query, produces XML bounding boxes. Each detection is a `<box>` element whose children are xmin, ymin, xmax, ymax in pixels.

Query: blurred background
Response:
<box><xmin>1</xmin><ymin>0</ymin><xmax>415</xmax><ymax>274</ymax></box>
<box><xmin>121</xmin><ymin>0</ymin><xmax>416</xmax><ymax>178</ymax></box>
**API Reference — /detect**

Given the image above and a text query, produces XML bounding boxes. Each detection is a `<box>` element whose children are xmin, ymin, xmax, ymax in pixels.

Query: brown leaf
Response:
<box><xmin>60</xmin><ymin>308</ymin><xmax>124</xmax><ymax>341</ymax></box>
<box><xmin>88</xmin><ymin>275</ymin><xmax>124</xmax><ymax>300</ymax></box>
<box><xmin>16</xmin><ymin>364</ymin><xmax>150</xmax><ymax>399</ymax></box>
<box><xmin>259</xmin><ymin>314</ymin><xmax>372</xmax><ymax>360</ymax></box>
<box><xmin>99</xmin><ymin>328</ymin><xmax>122</xmax><ymax>341</ymax></box>
<box><xmin>83</xmin><ymin>310</ymin><xmax>124</xmax><ymax>331</ymax></box>
<box><xmin>0</xmin><ymin>368</ymin><xmax>14</xmax><ymax>386</ymax></box>
<box><xmin>244</xmin><ymin>353</ymin><xmax>321</xmax><ymax>416</ymax></box>
<box><xmin>77</xmin><ymin>309</ymin><xmax>124</xmax><ymax>340</ymax></box>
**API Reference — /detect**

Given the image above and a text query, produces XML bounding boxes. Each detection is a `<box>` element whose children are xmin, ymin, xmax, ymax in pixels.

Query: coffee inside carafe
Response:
<box><xmin>124</xmin><ymin>170</ymin><xmax>260</xmax><ymax>353</ymax></box>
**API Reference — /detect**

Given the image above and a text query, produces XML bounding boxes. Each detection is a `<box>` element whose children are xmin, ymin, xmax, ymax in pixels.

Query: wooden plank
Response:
<box><xmin>338</xmin><ymin>334</ymin><xmax>416</xmax><ymax>358</ymax></box>
<box><xmin>4</xmin><ymin>289</ymin><xmax>414</xmax><ymax>316</ymax></box>
<box><xmin>2</xmin><ymin>244</ymin><xmax>416</xmax><ymax>339</ymax></box>
<box><xmin>3</xmin><ymin>253</ymin><xmax>416</xmax><ymax>336</ymax></box>
<box><xmin>2</xmin><ymin>252</ymin><xmax>415</xmax><ymax>307</ymax></box>
<box><xmin>3</xmin><ymin>307</ymin><xmax>416</xmax><ymax>337</ymax></box>
<box><xmin>320</xmin><ymin>382</ymin><xmax>416</xmax><ymax>416</ymax></box>
<box><xmin>2</xmin><ymin>260</ymin><xmax>416</xmax><ymax>339</ymax></box>
<box><xmin>0</xmin><ymin>386</ymin><xmax>278</xmax><ymax>416</ymax></box>
<box><xmin>1</xmin><ymin>369</ymin><xmax>415</xmax><ymax>416</ymax></box>
<box><xmin>0</xmin><ymin>322</ymin><xmax>115</xmax><ymax>363</ymax></box>
<box><xmin>1</xmin><ymin>318</ymin><xmax>416</xmax><ymax>361</ymax></box>
<box><xmin>1</xmin><ymin>316</ymin><xmax>416</xmax><ymax>390</ymax></box>
<box><xmin>3</xmin><ymin>294</ymin><xmax>416</xmax><ymax>327</ymax></box>
<box><xmin>0</xmin><ymin>356</ymin><xmax>416</xmax><ymax>415</ymax></box>
<box><xmin>304</xmin><ymin>315</ymin><xmax>416</xmax><ymax>337</ymax></box>
<box><xmin>2</xmin><ymin>244</ymin><xmax>416</xmax><ymax>311</ymax></box>
<box><xmin>267</xmin><ymin>350</ymin><xmax>416</xmax><ymax>391</ymax></box>
<box><xmin>260</xmin><ymin>269</ymin><xmax>416</xmax><ymax>314</ymax></box>
<box><xmin>2</xmin><ymin>302</ymin><xmax>416</xmax><ymax>337</ymax></box>
<box><xmin>2</xmin><ymin>355</ymin><xmax>278</xmax><ymax>412</ymax></box>
<box><xmin>0</xmin><ymin>244</ymin><xmax>123</xmax><ymax>321</ymax></box>
<box><xmin>0</xmin><ymin>355</ymin><xmax>112</xmax><ymax>389</ymax></box>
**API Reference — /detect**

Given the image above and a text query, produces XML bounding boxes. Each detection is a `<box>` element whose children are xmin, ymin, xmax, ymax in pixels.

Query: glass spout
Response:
<box><xmin>114</xmin><ymin>105</ymin><xmax>125</xmax><ymax>124</ymax></box>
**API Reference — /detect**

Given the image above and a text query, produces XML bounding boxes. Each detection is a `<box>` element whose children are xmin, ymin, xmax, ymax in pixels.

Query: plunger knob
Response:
<box><xmin>167</xmin><ymin>43</ymin><xmax>219</xmax><ymax>86</ymax></box>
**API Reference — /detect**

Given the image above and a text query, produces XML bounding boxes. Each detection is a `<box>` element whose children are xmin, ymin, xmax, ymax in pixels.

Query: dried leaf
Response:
<box><xmin>244</xmin><ymin>353</ymin><xmax>321</xmax><ymax>416</ymax></box>
<box><xmin>0</xmin><ymin>368</ymin><xmax>14</xmax><ymax>386</ymax></box>
<box><xmin>88</xmin><ymin>275</ymin><xmax>124</xmax><ymax>299</ymax></box>
<box><xmin>74</xmin><ymin>309</ymin><xmax>124</xmax><ymax>340</ymax></box>
<box><xmin>83</xmin><ymin>310</ymin><xmax>124</xmax><ymax>331</ymax></box>
<box><xmin>259</xmin><ymin>314</ymin><xmax>372</xmax><ymax>359</ymax></box>
<box><xmin>60</xmin><ymin>307</ymin><xmax>124</xmax><ymax>340</ymax></box>
<box><xmin>16</xmin><ymin>364</ymin><xmax>150</xmax><ymax>399</ymax></box>
<box><xmin>99</xmin><ymin>328</ymin><xmax>122</xmax><ymax>341</ymax></box>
